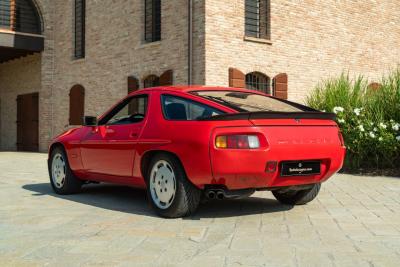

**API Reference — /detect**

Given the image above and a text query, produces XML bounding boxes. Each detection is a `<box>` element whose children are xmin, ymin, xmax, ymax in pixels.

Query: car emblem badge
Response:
<box><xmin>295</xmin><ymin>118</ymin><xmax>301</xmax><ymax>123</ymax></box>
<box><xmin>298</xmin><ymin>163</ymin><xmax>303</xmax><ymax>168</ymax></box>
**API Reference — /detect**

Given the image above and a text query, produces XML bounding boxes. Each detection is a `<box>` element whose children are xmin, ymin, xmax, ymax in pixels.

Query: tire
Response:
<box><xmin>49</xmin><ymin>146</ymin><xmax>82</xmax><ymax>194</ymax></box>
<box><xmin>146</xmin><ymin>153</ymin><xmax>201</xmax><ymax>218</ymax></box>
<box><xmin>272</xmin><ymin>183</ymin><xmax>321</xmax><ymax>205</ymax></box>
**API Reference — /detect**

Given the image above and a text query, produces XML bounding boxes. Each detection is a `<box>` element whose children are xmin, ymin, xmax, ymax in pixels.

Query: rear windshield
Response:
<box><xmin>192</xmin><ymin>91</ymin><xmax>310</xmax><ymax>112</ymax></box>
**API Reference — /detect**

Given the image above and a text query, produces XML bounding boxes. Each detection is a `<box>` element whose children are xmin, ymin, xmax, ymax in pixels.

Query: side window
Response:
<box><xmin>161</xmin><ymin>95</ymin><xmax>224</xmax><ymax>121</ymax></box>
<box><xmin>100</xmin><ymin>95</ymin><xmax>148</xmax><ymax>125</ymax></box>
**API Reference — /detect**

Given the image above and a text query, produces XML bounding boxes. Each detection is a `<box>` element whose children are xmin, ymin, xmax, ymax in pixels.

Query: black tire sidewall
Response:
<box><xmin>273</xmin><ymin>183</ymin><xmax>321</xmax><ymax>205</ymax></box>
<box><xmin>145</xmin><ymin>153</ymin><xmax>199</xmax><ymax>218</ymax></box>
<box><xmin>49</xmin><ymin>147</ymin><xmax>82</xmax><ymax>194</ymax></box>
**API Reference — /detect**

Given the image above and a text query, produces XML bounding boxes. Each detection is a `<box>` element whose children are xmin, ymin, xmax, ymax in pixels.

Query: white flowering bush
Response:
<box><xmin>307</xmin><ymin>70</ymin><xmax>400</xmax><ymax>170</ymax></box>
<box><xmin>333</xmin><ymin>107</ymin><xmax>399</xmax><ymax>169</ymax></box>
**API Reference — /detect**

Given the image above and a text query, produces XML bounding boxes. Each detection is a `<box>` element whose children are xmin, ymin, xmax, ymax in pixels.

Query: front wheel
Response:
<box><xmin>146</xmin><ymin>153</ymin><xmax>201</xmax><ymax>218</ymax></box>
<box><xmin>272</xmin><ymin>183</ymin><xmax>321</xmax><ymax>205</ymax></box>
<box><xmin>49</xmin><ymin>146</ymin><xmax>82</xmax><ymax>194</ymax></box>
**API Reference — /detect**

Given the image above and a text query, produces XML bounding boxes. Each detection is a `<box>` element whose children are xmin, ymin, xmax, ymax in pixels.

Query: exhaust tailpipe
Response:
<box><xmin>216</xmin><ymin>190</ymin><xmax>225</xmax><ymax>200</ymax></box>
<box><xmin>207</xmin><ymin>190</ymin><xmax>216</xmax><ymax>199</ymax></box>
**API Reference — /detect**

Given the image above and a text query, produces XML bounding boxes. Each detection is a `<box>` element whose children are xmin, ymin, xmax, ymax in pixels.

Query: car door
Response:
<box><xmin>80</xmin><ymin>94</ymin><xmax>149</xmax><ymax>178</ymax></box>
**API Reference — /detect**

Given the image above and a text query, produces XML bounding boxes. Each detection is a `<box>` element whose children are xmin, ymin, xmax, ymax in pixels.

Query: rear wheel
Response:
<box><xmin>146</xmin><ymin>153</ymin><xmax>201</xmax><ymax>218</ymax></box>
<box><xmin>272</xmin><ymin>183</ymin><xmax>321</xmax><ymax>205</ymax></box>
<box><xmin>49</xmin><ymin>146</ymin><xmax>82</xmax><ymax>194</ymax></box>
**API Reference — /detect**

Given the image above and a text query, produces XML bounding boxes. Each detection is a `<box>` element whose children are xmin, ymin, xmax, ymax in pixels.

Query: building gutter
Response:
<box><xmin>188</xmin><ymin>0</ymin><xmax>193</xmax><ymax>85</ymax></box>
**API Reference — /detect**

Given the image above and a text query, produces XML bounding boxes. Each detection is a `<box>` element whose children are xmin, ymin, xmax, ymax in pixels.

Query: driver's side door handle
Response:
<box><xmin>106</xmin><ymin>128</ymin><xmax>115</xmax><ymax>134</ymax></box>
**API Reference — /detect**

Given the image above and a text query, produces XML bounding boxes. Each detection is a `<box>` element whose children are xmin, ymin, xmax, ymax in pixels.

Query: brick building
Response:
<box><xmin>0</xmin><ymin>0</ymin><xmax>399</xmax><ymax>152</ymax></box>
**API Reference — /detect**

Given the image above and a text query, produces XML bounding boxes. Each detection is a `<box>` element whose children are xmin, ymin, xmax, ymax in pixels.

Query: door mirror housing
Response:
<box><xmin>83</xmin><ymin>116</ymin><xmax>98</xmax><ymax>126</ymax></box>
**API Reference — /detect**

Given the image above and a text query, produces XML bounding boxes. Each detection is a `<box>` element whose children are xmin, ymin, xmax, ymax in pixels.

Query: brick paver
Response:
<box><xmin>1</xmin><ymin>152</ymin><xmax>400</xmax><ymax>266</ymax></box>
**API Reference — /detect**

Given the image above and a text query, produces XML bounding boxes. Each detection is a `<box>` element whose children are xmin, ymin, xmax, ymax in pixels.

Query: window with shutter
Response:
<box><xmin>245</xmin><ymin>0</ymin><xmax>270</xmax><ymax>39</ymax></box>
<box><xmin>368</xmin><ymin>82</ymin><xmax>381</xmax><ymax>91</ymax></box>
<box><xmin>74</xmin><ymin>0</ymin><xmax>85</xmax><ymax>59</ymax></box>
<box><xmin>228</xmin><ymin>68</ymin><xmax>246</xmax><ymax>88</ymax></box>
<box><xmin>144</xmin><ymin>0</ymin><xmax>161</xmax><ymax>42</ymax></box>
<box><xmin>69</xmin><ymin>85</ymin><xmax>85</xmax><ymax>125</ymax></box>
<box><xmin>272</xmin><ymin>73</ymin><xmax>288</xmax><ymax>100</ymax></box>
<box><xmin>159</xmin><ymin>70</ymin><xmax>173</xmax><ymax>86</ymax></box>
<box><xmin>245</xmin><ymin>72</ymin><xmax>271</xmax><ymax>94</ymax></box>
<box><xmin>143</xmin><ymin>75</ymin><xmax>160</xmax><ymax>88</ymax></box>
<box><xmin>128</xmin><ymin>76</ymin><xmax>139</xmax><ymax>94</ymax></box>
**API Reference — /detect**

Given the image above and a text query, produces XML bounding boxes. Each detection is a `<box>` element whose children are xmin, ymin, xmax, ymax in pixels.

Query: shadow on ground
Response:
<box><xmin>23</xmin><ymin>183</ymin><xmax>292</xmax><ymax>219</ymax></box>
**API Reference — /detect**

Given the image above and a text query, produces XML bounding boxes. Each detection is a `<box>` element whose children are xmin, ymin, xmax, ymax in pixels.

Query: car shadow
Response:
<box><xmin>22</xmin><ymin>183</ymin><xmax>293</xmax><ymax>219</ymax></box>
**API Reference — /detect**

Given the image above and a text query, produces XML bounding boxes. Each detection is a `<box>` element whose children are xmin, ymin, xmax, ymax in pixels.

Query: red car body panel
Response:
<box><xmin>49</xmin><ymin>86</ymin><xmax>345</xmax><ymax>190</ymax></box>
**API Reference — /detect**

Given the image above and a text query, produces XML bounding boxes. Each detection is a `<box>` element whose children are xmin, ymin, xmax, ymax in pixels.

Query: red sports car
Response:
<box><xmin>48</xmin><ymin>86</ymin><xmax>345</xmax><ymax>218</ymax></box>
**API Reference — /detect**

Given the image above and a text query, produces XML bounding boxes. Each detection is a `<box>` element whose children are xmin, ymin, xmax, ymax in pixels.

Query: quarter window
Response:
<box><xmin>161</xmin><ymin>95</ymin><xmax>224</xmax><ymax>121</ymax></box>
<box><xmin>144</xmin><ymin>0</ymin><xmax>161</xmax><ymax>42</ymax></box>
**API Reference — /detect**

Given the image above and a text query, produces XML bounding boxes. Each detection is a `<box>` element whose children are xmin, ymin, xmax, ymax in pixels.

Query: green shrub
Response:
<box><xmin>306</xmin><ymin>70</ymin><xmax>400</xmax><ymax>171</ymax></box>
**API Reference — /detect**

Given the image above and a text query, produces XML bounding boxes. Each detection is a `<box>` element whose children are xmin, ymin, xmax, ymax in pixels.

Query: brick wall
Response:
<box><xmin>1</xmin><ymin>0</ymin><xmax>400</xmax><ymax>151</ymax></box>
<box><xmin>0</xmin><ymin>54</ymin><xmax>41</xmax><ymax>150</ymax></box>
<box><xmin>0</xmin><ymin>0</ymin><xmax>205</xmax><ymax>151</ymax></box>
<box><xmin>50</xmin><ymin>0</ymin><xmax>205</xmax><ymax>139</ymax></box>
<box><xmin>204</xmin><ymin>0</ymin><xmax>400</xmax><ymax>102</ymax></box>
<box><xmin>0</xmin><ymin>0</ymin><xmax>54</xmax><ymax>151</ymax></box>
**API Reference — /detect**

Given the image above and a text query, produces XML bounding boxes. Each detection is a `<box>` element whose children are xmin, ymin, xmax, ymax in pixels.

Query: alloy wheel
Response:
<box><xmin>149</xmin><ymin>160</ymin><xmax>177</xmax><ymax>209</ymax></box>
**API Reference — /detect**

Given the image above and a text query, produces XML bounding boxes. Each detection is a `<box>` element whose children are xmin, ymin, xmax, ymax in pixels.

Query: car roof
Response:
<box><xmin>129</xmin><ymin>85</ymin><xmax>270</xmax><ymax>96</ymax></box>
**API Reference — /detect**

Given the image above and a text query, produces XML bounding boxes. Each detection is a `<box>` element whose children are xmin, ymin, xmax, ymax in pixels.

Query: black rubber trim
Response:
<box><xmin>198</xmin><ymin>111</ymin><xmax>336</xmax><ymax>121</ymax></box>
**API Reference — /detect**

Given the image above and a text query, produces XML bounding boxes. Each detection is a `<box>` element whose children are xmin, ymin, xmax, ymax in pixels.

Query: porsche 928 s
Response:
<box><xmin>48</xmin><ymin>86</ymin><xmax>346</xmax><ymax>218</ymax></box>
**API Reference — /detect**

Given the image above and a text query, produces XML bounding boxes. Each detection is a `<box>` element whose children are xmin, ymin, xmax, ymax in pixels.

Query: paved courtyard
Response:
<box><xmin>0</xmin><ymin>152</ymin><xmax>400</xmax><ymax>266</ymax></box>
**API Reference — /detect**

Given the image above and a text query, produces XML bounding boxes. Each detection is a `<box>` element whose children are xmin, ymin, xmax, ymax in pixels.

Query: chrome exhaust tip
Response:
<box><xmin>207</xmin><ymin>190</ymin><xmax>216</xmax><ymax>199</ymax></box>
<box><xmin>216</xmin><ymin>190</ymin><xmax>225</xmax><ymax>200</ymax></box>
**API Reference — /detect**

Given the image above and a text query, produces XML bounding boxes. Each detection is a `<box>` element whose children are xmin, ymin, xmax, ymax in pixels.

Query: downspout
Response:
<box><xmin>188</xmin><ymin>0</ymin><xmax>193</xmax><ymax>85</ymax></box>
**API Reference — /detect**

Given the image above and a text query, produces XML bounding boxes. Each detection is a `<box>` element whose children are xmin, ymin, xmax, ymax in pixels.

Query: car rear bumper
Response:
<box><xmin>209</xmin><ymin>146</ymin><xmax>346</xmax><ymax>190</ymax></box>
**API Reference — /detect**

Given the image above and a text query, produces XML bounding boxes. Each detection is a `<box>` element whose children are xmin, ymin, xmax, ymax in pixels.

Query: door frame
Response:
<box><xmin>16</xmin><ymin>92</ymin><xmax>39</xmax><ymax>152</ymax></box>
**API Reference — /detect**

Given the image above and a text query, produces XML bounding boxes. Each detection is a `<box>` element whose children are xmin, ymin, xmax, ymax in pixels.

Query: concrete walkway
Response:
<box><xmin>0</xmin><ymin>152</ymin><xmax>400</xmax><ymax>266</ymax></box>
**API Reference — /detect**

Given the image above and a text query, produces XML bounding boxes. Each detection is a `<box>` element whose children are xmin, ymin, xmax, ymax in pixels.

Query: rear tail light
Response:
<box><xmin>338</xmin><ymin>130</ymin><xmax>345</xmax><ymax>147</ymax></box>
<box><xmin>215</xmin><ymin>135</ymin><xmax>260</xmax><ymax>149</ymax></box>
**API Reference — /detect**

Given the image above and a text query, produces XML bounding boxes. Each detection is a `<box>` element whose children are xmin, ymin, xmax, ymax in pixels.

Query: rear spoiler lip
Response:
<box><xmin>198</xmin><ymin>111</ymin><xmax>337</xmax><ymax>121</ymax></box>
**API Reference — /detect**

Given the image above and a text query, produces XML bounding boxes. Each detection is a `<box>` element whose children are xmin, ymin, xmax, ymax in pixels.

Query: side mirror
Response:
<box><xmin>83</xmin><ymin>116</ymin><xmax>98</xmax><ymax>126</ymax></box>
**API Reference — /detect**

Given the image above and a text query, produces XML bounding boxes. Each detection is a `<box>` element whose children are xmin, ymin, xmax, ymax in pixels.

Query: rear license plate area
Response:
<box><xmin>280</xmin><ymin>161</ymin><xmax>321</xmax><ymax>176</ymax></box>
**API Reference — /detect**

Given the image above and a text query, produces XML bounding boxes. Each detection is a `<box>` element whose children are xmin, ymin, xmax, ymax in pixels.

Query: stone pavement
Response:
<box><xmin>0</xmin><ymin>152</ymin><xmax>400</xmax><ymax>267</ymax></box>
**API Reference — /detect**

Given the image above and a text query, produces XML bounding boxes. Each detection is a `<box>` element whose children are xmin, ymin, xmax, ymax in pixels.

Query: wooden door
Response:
<box><xmin>17</xmin><ymin>92</ymin><xmax>39</xmax><ymax>151</ymax></box>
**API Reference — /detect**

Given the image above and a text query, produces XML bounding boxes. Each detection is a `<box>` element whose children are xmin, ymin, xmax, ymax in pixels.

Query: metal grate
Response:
<box><xmin>144</xmin><ymin>0</ymin><xmax>161</xmax><ymax>42</ymax></box>
<box><xmin>74</xmin><ymin>0</ymin><xmax>85</xmax><ymax>59</ymax></box>
<box><xmin>245</xmin><ymin>72</ymin><xmax>271</xmax><ymax>94</ymax></box>
<box><xmin>245</xmin><ymin>0</ymin><xmax>270</xmax><ymax>39</ymax></box>
<box><xmin>0</xmin><ymin>0</ymin><xmax>41</xmax><ymax>34</ymax></box>
<box><xmin>15</xmin><ymin>0</ymin><xmax>41</xmax><ymax>34</ymax></box>
<box><xmin>0</xmin><ymin>0</ymin><xmax>11</xmax><ymax>29</ymax></box>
